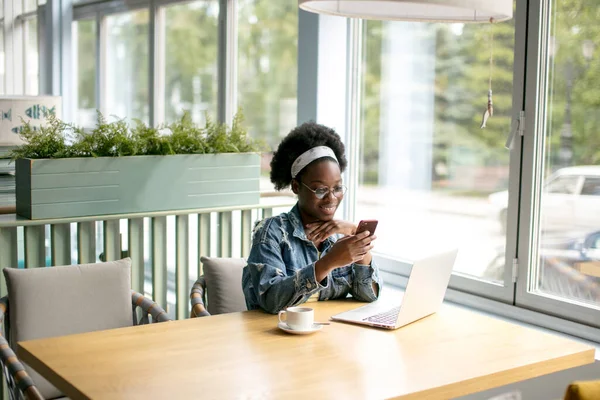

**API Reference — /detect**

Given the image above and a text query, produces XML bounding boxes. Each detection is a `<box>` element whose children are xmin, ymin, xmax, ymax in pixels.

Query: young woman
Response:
<box><xmin>242</xmin><ymin>122</ymin><xmax>381</xmax><ymax>314</ymax></box>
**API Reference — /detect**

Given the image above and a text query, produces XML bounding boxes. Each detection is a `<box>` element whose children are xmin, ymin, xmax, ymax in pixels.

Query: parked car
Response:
<box><xmin>483</xmin><ymin>229</ymin><xmax>600</xmax><ymax>303</ymax></box>
<box><xmin>488</xmin><ymin>165</ymin><xmax>600</xmax><ymax>233</ymax></box>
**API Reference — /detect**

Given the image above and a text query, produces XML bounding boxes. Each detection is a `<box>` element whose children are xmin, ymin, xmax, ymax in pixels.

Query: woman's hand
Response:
<box><xmin>314</xmin><ymin>231</ymin><xmax>376</xmax><ymax>280</ymax></box>
<box><xmin>304</xmin><ymin>220</ymin><xmax>356</xmax><ymax>242</ymax></box>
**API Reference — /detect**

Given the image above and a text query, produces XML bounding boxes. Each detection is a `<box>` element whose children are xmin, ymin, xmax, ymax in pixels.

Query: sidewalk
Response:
<box><xmin>259</xmin><ymin>177</ymin><xmax>494</xmax><ymax>219</ymax></box>
<box><xmin>358</xmin><ymin>185</ymin><xmax>494</xmax><ymax>219</ymax></box>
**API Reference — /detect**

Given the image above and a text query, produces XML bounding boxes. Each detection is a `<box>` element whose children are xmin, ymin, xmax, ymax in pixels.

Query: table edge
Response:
<box><xmin>18</xmin><ymin>341</ymin><xmax>90</xmax><ymax>400</ymax></box>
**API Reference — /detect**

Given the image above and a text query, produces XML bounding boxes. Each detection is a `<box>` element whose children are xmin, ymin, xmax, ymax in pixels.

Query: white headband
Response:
<box><xmin>291</xmin><ymin>146</ymin><xmax>338</xmax><ymax>178</ymax></box>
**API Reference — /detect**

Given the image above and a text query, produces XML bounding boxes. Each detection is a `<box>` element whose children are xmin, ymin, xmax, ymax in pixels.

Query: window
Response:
<box><xmin>516</xmin><ymin>0</ymin><xmax>600</xmax><ymax>325</ymax></box>
<box><xmin>24</xmin><ymin>0</ymin><xmax>36</xmax><ymax>13</ymax></box>
<box><xmin>0</xmin><ymin>23</ymin><xmax>4</xmax><ymax>95</ymax></box>
<box><xmin>545</xmin><ymin>175</ymin><xmax>579</xmax><ymax>194</ymax></box>
<box><xmin>163</xmin><ymin>1</ymin><xmax>219</xmax><ymax>125</ymax></box>
<box><xmin>74</xmin><ymin>19</ymin><xmax>97</xmax><ymax>127</ymax></box>
<box><xmin>357</xmin><ymin>19</ymin><xmax>515</xmax><ymax>289</ymax></box>
<box><xmin>0</xmin><ymin>0</ymin><xmax>3</xmax><ymax>95</ymax></box>
<box><xmin>69</xmin><ymin>0</ymin><xmax>297</xmax><ymax>318</ymax></box>
<box><xmin>580</xmin><ymin>177</ymin><xmax>600</xmax><ymax>196</ymax></box>
<box><xmin>24</xmin><ymin>16</ymin><xmax>38</xmax><ymax>95</ymax></box>
<box><xmin>0</xmin><ymin>0</ymin><xmax>40</xmax><ymax>95</ymax></box>
<box><xmin>104</xmin><ymin>10</ymin><xmax>150</xmax><ymax>124</ymax></box>
<box><xmin>237</xmin><ymin>0</ymin><xmax>298</xmax><ymax>193</ymax></box>
<box><xmin>534</xmin><ymin>0</ymin><xmax>600</xmax><ymax>308</ymax></box>
<box><xmin>587</xmin><ymin>233</ymin><xmax>600</xmax><ymax>249</ymax></box>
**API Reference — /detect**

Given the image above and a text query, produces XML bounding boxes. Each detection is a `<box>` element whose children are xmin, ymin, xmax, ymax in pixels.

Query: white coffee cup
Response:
<box><xmin>278</xmin><ymin>306</ymin><xmax>314</xmax><ymax>330</ymax></box>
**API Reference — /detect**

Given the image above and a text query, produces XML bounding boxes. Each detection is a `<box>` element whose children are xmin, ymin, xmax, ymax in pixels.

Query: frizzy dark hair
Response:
<box><xmin>270</xmin><ymin>121</ymin><xmax>347</xmax><ymax>191</ymax></box>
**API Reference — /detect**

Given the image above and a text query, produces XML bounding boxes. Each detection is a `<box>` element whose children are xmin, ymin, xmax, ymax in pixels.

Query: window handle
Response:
<box><xmin>505</xmin><ymin>111</ymin><xmax>525</xmax><ymax>149</ymax></box>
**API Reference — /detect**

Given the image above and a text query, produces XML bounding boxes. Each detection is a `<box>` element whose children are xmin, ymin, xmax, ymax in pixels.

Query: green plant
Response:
<box><xmin>70</xmin><ymin>112</ymin><xmax>138</xmax><ymax>157</ymax></box>
<box><xmin>9</xmin><ymin>109</ymin><xmax>264</xmax><ymax>160</ymax></box>
<box><xmin>167</xmin><ymin>111</ymin><xmax>207</xmax><ymax>154</ymax></box>
<box><xmin>9</xmin><ymin>114</ymin><xmax>72</xmax><ymax>160</ymax></box>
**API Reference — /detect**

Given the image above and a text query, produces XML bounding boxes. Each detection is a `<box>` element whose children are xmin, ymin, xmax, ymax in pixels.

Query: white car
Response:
<box><xmin>488</xmin><ymin>166</ymin><xmax>600</xmax><ymax>233</ymax></box>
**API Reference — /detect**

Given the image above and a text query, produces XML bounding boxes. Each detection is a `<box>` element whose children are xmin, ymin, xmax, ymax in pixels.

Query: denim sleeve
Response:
<box><xmin>349</xmin><ymin>260</ymin><xmax>382</xmax><ymax>302</ymax></box>
<box><xmin>245</xmin><ymin>240</ymin><xmax>329</xmax><ymax>314</ymax></box>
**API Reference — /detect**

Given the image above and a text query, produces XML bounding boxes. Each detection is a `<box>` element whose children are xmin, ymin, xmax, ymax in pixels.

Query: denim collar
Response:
<box><xmin>289</xmin><ymin>203</ymin><xmax>336</xmax><ymax>249</ymax></box>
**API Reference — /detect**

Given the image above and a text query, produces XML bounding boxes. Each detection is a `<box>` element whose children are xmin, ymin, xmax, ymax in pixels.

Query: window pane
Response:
<box><xmin>237</xmin><ymin>0</ymin><xmax>298</xmax><ymax>193</ymax></box>
<box><xmin>74</xmin><ymin>19</ymin><xmax>96</xmax><ymax>127</ymax></box>
<box><xmin>24</xmin><ymin>0</ymin><xmax>36</xmax><ymax>13</ymax></box>
<box><xmin>25</xmin><ymin>18</ymin><xmax>38</xmax><ymax>95</ymax></box>
<box><xmin>0</xmin><ymin>25</ymin><xmax>4</xmax><ymax>95</ymax></box>
<box><xmin>535</xmin><ymin>0</ymin><xmax>600</xmax><ymax>306</ymax></box>
<box><xmin>357</xmin><ymin>20</ymin><xmax>515</xmax><ymax>282</ymax></box>
<box><xmin>581</xmin><ymin>177</ymin><xmax>600</xmax><ymax>196</ymax></box>
<box><xmin>545</xmin><ymin>175</ymin><xmax>579</xmax><ymax>194</ymax></box>
<box><xmin>164</xmin><ymin>1</ymin><xmax>218</xmax><ymax>125</ymax></box>
<box><xmin>105</xmin><ymin>10</ymin><xmax>149</xmax><ymax>124</ymax></box>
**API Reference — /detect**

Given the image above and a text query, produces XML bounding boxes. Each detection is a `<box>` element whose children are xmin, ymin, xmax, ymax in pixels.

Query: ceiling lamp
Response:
<box><xmin>298</xmin><ymin>0</ymin><xmax>513</xmax><ymax>23</ymax></box>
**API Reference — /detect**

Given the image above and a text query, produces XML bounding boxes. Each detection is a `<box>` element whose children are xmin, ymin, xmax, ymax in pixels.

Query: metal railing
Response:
<box><xmin>0</xmin><ymin>197</ymin><xmax>295</xmax><ymax>320</ymax></box>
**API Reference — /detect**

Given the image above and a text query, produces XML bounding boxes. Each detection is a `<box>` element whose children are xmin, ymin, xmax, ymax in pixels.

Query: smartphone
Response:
<box><xmin>355</xmin><ymin>219</ymin><xmax>378</xmax><ymax>237</ymax></box>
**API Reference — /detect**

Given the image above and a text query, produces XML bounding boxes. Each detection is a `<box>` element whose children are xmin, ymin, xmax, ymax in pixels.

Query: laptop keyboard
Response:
<box><xmin>363</xmin><ymin>306</ymin><xmax>401</xmax><ymax>325</ymax></box>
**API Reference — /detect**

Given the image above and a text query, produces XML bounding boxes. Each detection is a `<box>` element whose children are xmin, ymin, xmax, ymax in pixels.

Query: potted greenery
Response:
<box><xmin>12</xmin><ymin>111</ymin><xmax>264</xmax><ymax>220</ymax></box>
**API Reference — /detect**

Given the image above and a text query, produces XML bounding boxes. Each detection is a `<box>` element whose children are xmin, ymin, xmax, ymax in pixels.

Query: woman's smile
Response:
<box><xmin>319</xmin><ymin>203</ymin><xmax>338</xmax><ymax>215</ymax></box>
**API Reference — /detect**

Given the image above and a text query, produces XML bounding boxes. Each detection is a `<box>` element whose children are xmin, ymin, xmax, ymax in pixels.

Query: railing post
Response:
<box><xmin>77</xmin><ymin>221</ymin><xmax>97</xmax><ymax>264</ymax></box>
<box><xmin>128</xmin><ymin>218</ymin><xmax>145</xmax><ymax>295</ymax></box>
<box><xmin>103</xmin><ymin>220</ymin><xmax>121</xmax><ymax>261</ymax></box>
<box><xmin>197</xmin><ymin>213</ymin><xmax>211</xmax><ymax>276</ymax></box>
<box><xmin>241</xmin><ymin>209</ymin><xmax>252</xmax><ymax>258</ymax></box>
<box><xmin>24</xmin><ymin>225</ymin><xmax>46</xmax><ymax>268</ymax></box>
<box><xmin>217</xmin><ymin>211</ymin><xmax>233</xmax><ymax>258</ymax></box>
<box><xmin>51</xmin><ymin>223</ymin><xmax>71</xmax><ymax>266</ymax></box>
<box><xmin>151</xmin><ymin>216</ymin><xmax>168</xmax><ymax>315</ymax></box>
<box><xmin>175</xmin><ymin>215</ymin><xmax>189</xmax><ymax>320</ymax></box>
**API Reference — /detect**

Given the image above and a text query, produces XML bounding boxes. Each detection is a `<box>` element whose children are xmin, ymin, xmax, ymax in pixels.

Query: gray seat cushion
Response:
<box><xmin>200</xmin><ymin>256</ymin><xmax>247</xmax><ymax>315</ymax></box>
<box><xmin>3</xmin><ymin>258</ymin><xmax>132</xmax><ymax>400</ymax></box>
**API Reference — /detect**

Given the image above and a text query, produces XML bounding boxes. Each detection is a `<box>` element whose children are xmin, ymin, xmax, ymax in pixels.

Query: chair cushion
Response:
<box><xmin>4</xmin><ymin>258</ymin><xmax>132</xmax><ymax>400</ymax></box>
<box><xmin>200</xmin><ymin>256</ymin><xmax>247</xmax><ymax>315</ymax></box>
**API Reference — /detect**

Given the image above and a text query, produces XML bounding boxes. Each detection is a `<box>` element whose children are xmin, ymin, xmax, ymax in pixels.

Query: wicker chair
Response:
<box><xmin>0</xmin><ymin>259</ymin><xmax>170</xmax><ymax>400</ymax></box>
<box><xmin>190</xmin><ymin>256</ymin><xmax>247</xmax><ymax>318</ymax></box>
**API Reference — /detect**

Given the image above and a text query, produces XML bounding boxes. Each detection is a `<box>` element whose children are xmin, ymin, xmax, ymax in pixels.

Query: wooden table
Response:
<box><xmin>17</xmin><ymin>300</ymin><xmax>595</xmax><ymax>400</ymax></box>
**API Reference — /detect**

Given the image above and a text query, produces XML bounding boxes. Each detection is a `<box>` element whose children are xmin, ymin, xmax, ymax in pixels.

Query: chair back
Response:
<box><xmin>3</xmin><ymin>258</ymin><xmax>132</xmax><ymax>399</ymax></box>
<box><xmin>200</xmin><ymin>256</ymin><xmax>247</xmax><ymax>315</ymax></box>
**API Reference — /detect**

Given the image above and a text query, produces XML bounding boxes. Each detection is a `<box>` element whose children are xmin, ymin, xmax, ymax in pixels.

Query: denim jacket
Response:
<box><xmin>242</xmin><ymin>204</ymin><xmax>382</xmax><ymax>314</ymax></box>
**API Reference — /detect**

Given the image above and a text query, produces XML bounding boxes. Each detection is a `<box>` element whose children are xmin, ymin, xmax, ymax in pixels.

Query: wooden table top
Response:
<box><xmin>17</xmin><ymin>300</ymin><xmax>595</xmax><ymax>400</ymax></box>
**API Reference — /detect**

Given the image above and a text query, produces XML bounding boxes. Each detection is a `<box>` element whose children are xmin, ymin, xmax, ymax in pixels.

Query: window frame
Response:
<box><xmin>515</xmin><ymin>0</ymin><xmax>600</xmax><ymax>328</ymax></box>
<box><xmin>72</xmin><ymin>0</ymin><xmax>231</xmax><ymax>127</ymax></box>
<box><xmin>350</xmin><ymin>0</ymin><xmax>527</xmax><ymax>306</ymax></box>
<box><xmin>355</xmin><ymin>0</ymin><xmax>600</xmax><ymax>333</ymax></box>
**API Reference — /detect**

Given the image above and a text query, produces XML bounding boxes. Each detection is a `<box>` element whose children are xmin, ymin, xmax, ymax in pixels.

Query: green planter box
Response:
<box><xmin>15</xmin><ymin>153</ymin><xmax>260</xmax><ymax>219</ymax></box>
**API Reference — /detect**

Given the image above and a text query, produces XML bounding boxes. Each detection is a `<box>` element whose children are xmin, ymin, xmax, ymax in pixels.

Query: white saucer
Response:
<box><xmin>278</xmin><ymin>322</ymin><xmax>323</xmax><ymax>335</ymax></box>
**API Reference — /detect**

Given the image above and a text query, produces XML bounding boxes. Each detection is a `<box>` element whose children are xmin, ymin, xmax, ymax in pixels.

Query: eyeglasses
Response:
<box><xmin>300</xmin><ymin>181</ymin><xmax>347</xmax><ymax>200</ymax></box>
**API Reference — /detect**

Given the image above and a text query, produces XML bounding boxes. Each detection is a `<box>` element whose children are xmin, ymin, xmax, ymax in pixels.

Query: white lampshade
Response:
<box><xmin>298</xmin><ymin>0</ymin><xmax>513</xmax><ymax>23</ymax></box>
<box><xmin>0</xmin><ymin>96</ymin><xmax>62</xmax><ymax>146</ymax></box>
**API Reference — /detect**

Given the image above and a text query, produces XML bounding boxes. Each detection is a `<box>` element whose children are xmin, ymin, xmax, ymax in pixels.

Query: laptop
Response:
<box><xmin>330</xmin><ymin>249</ymin><xmax>458</xmax><ymax>330</ymax></box>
